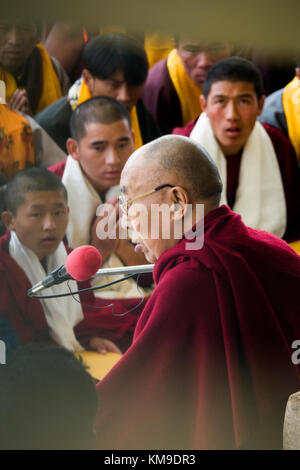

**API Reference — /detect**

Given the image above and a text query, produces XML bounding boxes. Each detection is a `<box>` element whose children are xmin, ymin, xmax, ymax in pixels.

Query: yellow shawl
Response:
<box><xmin>0</xmin><ymin>105</ymin><xmax>35</xmax><ymax>180</ymax></box>
<box><xmin>77</xmin><ymin>78</ymin><xmax>143</xmax><ymax>149</ymax></box>
<box><xmin>167</xmin><ymin>49</ymin><xmax>202</xmax><ymax>126</ymax></box>
<box><xmin>144</xmin><ymin>33</ymin><xmax>174</xmax><ymax>69</ymax></box>
<box><xmin>283</xmin><ymin>76</ymin><xmax>300</xmax><ymax>161</ymax></box>
<box><xmin>0</xmin><ymin>43</ymin><xmax>62</xmax><ymax>114</ymax></box>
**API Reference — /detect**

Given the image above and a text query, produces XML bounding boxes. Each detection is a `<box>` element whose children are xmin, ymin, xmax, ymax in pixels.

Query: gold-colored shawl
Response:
<box><xmin>283</xmin><ymin>76</ymin><xmax>300</xmax><ymax>160</ymax></box>
<box><xmin>0</xmin><ymin>105</ymin><xmax>35</xmax><ymax>180</ymax></box>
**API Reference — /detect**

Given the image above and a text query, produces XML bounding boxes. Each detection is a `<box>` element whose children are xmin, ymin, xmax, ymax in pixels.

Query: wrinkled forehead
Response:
<box><xmin>178</xmin><ymin>37</ymin><xmax>230</xmax><ymax>54</ymax></box>
<box><xmin>0</xmin><ymin>20</ymin><xmax>38</xmax><ymax>34</ymax></box>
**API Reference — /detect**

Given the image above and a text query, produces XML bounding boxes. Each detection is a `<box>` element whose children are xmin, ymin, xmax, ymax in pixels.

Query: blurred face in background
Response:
<box><xmin>0</xmin><ymin>20</ymin><xmax>39</xmax><ymax>74</ymax></box>
<box><xmin>177</xmin><ymin>39</ymin><xmax>231</xmax><ymax>87</ymax></box>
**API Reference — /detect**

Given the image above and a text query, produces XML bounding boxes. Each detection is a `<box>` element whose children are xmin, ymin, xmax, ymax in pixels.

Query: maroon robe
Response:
<box><xmin>0</xmin><ymin>231</ymin><xmax>145</xmax><ymax>352</ymax></box>
<box><xmin>95</xmin><ymin>205</ymin><xmax>300</xmax><ymax>449</ymax></box>
<box><xmin>173</xmin><ymin>120</ymin><xmax>300</xmax><ymax>242</ymax></box>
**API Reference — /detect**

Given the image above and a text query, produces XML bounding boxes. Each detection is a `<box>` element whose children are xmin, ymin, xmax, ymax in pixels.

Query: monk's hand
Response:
<box><xmin>9</xmin><ymin>89</ymin><xmax>33</xmax><ymax>115</ymax></box>
<box><xmin>90</xmin><ymin>198</ymin><xmax>120</xmax><ymax>263</ymax></box>
<box><xmin>89</xmin><ymin>336</ymin><xmax>122</xmax><ymax>355</ymax></box>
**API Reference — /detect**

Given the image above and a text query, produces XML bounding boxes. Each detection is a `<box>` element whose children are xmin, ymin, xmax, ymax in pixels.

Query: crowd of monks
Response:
<box><xmin>1</xmin><ymin>20</ymin><xmax>300</xmax><ymax>450</ymax></box>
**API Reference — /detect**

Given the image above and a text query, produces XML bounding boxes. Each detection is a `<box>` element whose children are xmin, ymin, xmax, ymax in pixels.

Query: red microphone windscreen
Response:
<box><xmin>65</xmin><ymin>245</ymin><xmax>102</xmax><ymax>281</ymax></box>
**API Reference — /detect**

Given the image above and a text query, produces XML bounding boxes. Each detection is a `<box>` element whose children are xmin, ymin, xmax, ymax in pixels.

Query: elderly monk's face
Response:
<box><xmin>177</xmin><ymin>40</ymin><xmax>230</xmax><ymax>87</ymax></box>
<box><xmin>0</xmin><ymin>21</ymin><xmax>39</xmax><ymax>74</ymax></box>
<box><xmin>5</xmin><ymin>190</ymin><xmax>69</xmax><ymax>260</ymax></box>
<box><xmin>68</xmin><ymin>119</ymin><xmax>134</xmax><ymax>195</ymax></box>
<box><xmin>83</xmin><ymin>68</ymin><xmax>144</xmax><ymax>111</ymax></box>
<box><xmin>120</xmin><ymin>159</ymin><xmax>177</xmax><ymax>263</ymax></box>
<box><xmin>200</xmin><ymin>81</ymin><xmax>265</xmax><ymax>156</ymax></box>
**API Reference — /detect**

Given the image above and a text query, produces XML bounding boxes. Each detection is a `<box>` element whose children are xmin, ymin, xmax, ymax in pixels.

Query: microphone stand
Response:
<box><xmin>28</xmin><ymin>264</ymin><xmax>155</xmax><ymax>296</ymax></box>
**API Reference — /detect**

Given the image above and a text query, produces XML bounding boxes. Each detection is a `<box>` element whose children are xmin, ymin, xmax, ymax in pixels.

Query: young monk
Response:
<box><xmin>0</xmin><ymin>168</ymin><xmax>144</xmax><ymax>353</ymax></box>
<box><xmin>49</xmin><ymin>96</ymin><xmax>153</xmax><ymax>300</ymax></box>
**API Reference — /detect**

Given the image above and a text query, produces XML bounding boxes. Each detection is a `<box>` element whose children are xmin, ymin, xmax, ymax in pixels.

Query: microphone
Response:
<box><xmin>27</xmin><ymin>245</ymin><xmax>102</xmax><ymax>296</ymax></box>
<box><xmin>91</xmin><ymin>264</ymin><xmax>154</xmax><ymax>278</ymax></box>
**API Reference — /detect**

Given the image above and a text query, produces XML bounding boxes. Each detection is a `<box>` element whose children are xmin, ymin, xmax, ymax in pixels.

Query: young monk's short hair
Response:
<box><xmin>82</xmin><ymin>33</ymin><xmax>148</xmax><ymax>86</ymax></box>
<box><xmin>202</xmin><ymin>56</ymin><xmax>264</xmax><ymax>99</ymax></box>
<box><xmin>4</xmin><ymin>168</ymin><xmax>68</xmax><ymax>215</ymax></box>
<box><xmin>70</xmin><ymin>96</ymin><xmax>132</xmax><ymax>141</ymax></box>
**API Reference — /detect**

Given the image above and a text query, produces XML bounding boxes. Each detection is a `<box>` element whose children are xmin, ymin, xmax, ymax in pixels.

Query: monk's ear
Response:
<box><xmin>257</xmin><ymin>95</ymin><xmax>266</xmax><ymax>116</ymax></box>
<box><xmin>170</xmin><ymin>186</ymin><xmax>189</xmax><ymax>221</ymax></box>
<box><xmin>200</xmin><ymin>94</ymin><xmax>207</xmax><ymax>112</ymax></box>
<box><xmin>2</xmin><ymin>211</ymin><xmax>15</xmax><ymax>230</ymax></box>
<box><xmin>82</xmin><ymin>69</ymin><xmax>93</xmax><ymax>93</ymax></box>
<box><xmin>67</xmin><ymin>138</ymin><xmax>80</xmax><ymax>161</ymax></box>
<box><xmin>295</xmin><ymin>68</ymin><xmax>300</xmax><ymax>80</ymax></box>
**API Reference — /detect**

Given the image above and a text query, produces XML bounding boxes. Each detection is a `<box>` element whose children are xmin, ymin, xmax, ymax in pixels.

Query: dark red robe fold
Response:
<box><xmin>0</xmin><ymin>231</ymin><xmax>146</xmax><ymax>352</ymax></box>
<box><xmin>95</xmin><ymin>205</ymin><xmax>300</xmax><ymax>449</ymax></box>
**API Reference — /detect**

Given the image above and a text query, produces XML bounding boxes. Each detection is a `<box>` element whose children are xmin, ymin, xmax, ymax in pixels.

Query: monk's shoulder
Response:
<box><xmin>157</xmin><ymin>253</ymin><xmax>214</xmax><ymax>292</ymax></box>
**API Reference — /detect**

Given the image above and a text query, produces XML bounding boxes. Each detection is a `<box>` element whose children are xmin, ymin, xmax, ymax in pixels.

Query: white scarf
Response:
<box><xmin>190</xmin><ymin>113</ymin><xmax>287</xmax><ymax>237</ymax></box>
<box><xmin>9</xmin><ymin>231</ymin><xmax>84</xmax><ymax>352</ymax></box>
<box><xmin>62</xmin><ymin>156</ymin><xmax>149</xmax><ymax>298</ymax></box>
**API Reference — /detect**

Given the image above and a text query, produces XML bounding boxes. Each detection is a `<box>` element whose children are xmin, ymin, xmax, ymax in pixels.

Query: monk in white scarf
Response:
<box><xmin>1</xmin><ymin>167</ymin><xmax>121</xmax><ymax>354</ymax></box>
<box><xmin>190</xmin><ymin>56</ymin><xmax>289</xmax><ymax>238</ymax></box>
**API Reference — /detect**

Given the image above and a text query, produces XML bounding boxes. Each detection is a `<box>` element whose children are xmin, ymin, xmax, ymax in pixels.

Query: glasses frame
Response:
<box><xmin>119</xmin><ymin>184</ymin><xmax>175</xmax><ymax>216</ymax></box>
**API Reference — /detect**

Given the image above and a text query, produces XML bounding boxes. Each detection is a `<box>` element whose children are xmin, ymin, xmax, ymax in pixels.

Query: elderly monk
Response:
<box><xmin>94</xmin><ymin>135</ymin><xmax>300</xmax><ymax>450</ymax></box>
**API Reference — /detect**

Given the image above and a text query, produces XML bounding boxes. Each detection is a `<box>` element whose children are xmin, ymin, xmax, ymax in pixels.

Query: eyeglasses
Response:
<box><xmin>119</xmin><ymin>184</ymin><xmax>175</xmax><ymax>216</ymax></box>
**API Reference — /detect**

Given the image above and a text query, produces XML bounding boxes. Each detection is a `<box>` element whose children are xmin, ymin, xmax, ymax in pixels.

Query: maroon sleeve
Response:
<box><xmin>172</xmin><ymin>118</ymin><xmax>198</xmax><ymax>136</ymax></box>
<box><xmin>0</xmin><ymin>237</ymin><xmax>50</xmax><ymax>345</ymax></box>
<box><xmin>142</xmin><ymin>58</ymin><xmax>182</xmax><ymax>134</ymax></box>
<box><xmin>262</xmin><ymin>122</ymin><xmax>300</xmax><ymax>242</ymax></box>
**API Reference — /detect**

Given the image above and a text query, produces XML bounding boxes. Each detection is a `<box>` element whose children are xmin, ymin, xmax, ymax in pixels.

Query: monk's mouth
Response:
<box><xmin>41</xmin><ymin>238</ymin><xmax>58</xmax><ymax>245</ymax></box>
<box><xmin>225</xmin><ymin>128</ymin><xmax>241</xmax><ymax>137</ymax></box>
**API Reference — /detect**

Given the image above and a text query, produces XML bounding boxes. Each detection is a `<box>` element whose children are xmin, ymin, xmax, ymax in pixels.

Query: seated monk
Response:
<box><xmin>0</xmin><ymin>103</ymin><xmax>69</xmax><ymax>236</ymax></box>
<box><xmin>0</xmin><ymin>19</ymin><xmax>69</xmax><ymax>115</ymax></box>
<box><xmin>259</xmin><ymin>60</ymin><xmax>300</xmax><ymax>161</ymax></box>
<box><xmin>94</xmin><ymin>135</ymin><xmax>300</xmax><ymax>450</ymax></box>
<box><xmin>0</xmin><ymin>168</ymin><xmax>145</xmax><ymax>353</ymax></box>
<box><xmin>35</xmin><ymin>33</ymin><xmax>160</xmax><ymax>153</ymax></box>
<box><xmin>173</xmin><ymin>56</ymin><xmax>300</xmax><ymax>242</ymax></box>
<box><xmin>142</xmin><ymin>36</ymin><xmax>230</xmax><ymax>134</ymax></box>
<box><xmin>49</xmin><ymin>96</ymin><xmax>153</xmax><ymax>300</ymax></box>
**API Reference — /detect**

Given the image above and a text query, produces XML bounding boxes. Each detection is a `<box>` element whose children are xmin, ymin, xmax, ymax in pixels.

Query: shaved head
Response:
<box><xmin>120</xmin><ymin>135</ymin><xmax>222</xmax><ymax>262</ymax></box>
<box><xmin>122</xmin><ymin>135</ymin><xmax>222</xmax><ymax>207</ymax></box>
